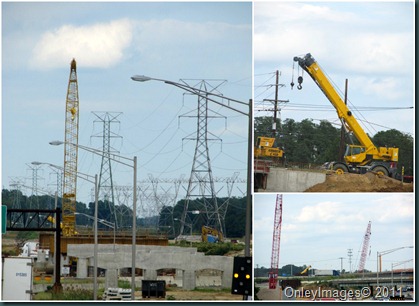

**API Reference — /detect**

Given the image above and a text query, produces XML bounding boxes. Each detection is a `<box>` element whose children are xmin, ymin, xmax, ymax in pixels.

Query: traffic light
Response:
<box><xmin>231</xmin><ymin>256</ymin><xmax>252</xmax><ymax>296</ymax></box>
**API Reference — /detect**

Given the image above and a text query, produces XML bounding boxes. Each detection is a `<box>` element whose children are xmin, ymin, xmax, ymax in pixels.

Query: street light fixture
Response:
<box><xmin>376</xmin><ymin>246</ymin><xmax>413</xmax><ymax>287</ymax></box>
<box><xmin>49</xmin><ymin>141</ymin><xmax>138</xmax><ymax>300</ymax></box>
<box><xmin>75</xmin><ymin>212</ymin><xmax>116</xmax><ymax>250</ymax></box>
<box><xmin>131</xmin><ymin>75</ymin><xmax>253</xmax><ymax>259</ymax></box>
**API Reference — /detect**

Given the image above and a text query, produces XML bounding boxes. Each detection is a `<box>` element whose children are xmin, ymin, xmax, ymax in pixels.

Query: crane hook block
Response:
<box><xmin>297</xmin><ymin>76</ymin><xmax>303</xmax><ymax>90</ymax></box>
<box><xmin>290</xmin><ymin>81</ymin><xmax>295</xmax><ymax>90</ymax></box>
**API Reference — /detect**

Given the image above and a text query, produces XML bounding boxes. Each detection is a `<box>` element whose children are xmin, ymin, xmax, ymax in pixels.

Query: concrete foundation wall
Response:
<box><xmin>265</xmin><ymin>168</ymin><xmax>326</xmax><ymax>192</ymax></box>
<box><xmin>67</xmin><ymin>244</ymin><xmax>233</xmax><ymax>290</ymax></box>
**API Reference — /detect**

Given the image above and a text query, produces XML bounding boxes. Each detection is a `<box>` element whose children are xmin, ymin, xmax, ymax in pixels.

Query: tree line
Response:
<box><xmin>255</xmin><ymin>116</ymin><xmax>413</xmax><ymax>175</ymax></box>
<box><xmin>1</xmin><ymin>189</ymin><xmax>247</xmax><ymax>239</ymax></box>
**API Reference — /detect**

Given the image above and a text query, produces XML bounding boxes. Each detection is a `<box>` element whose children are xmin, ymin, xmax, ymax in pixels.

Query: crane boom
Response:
<box><xmin>62</xmin><ymin>59</ymin><xmax>79</xmax><ymax>236</ymax></box>
<box><xmin>293</xmin><ymin>53</ymin><xmax>399</xmax><ymax>177</ymax></box>
<box><xmin>293</xmin><ymin>54</ymin><xmax>375</xmax><ymax>150</ymax></box>
<box><xmin>357</xmin><ymin>221</ymin><xmax>372</xmax><ymax>272</ymax></box>
<box><xmin>269</xmin><ymin>194</ymin><xmax>283</xmax><ymax>289</ymax></box>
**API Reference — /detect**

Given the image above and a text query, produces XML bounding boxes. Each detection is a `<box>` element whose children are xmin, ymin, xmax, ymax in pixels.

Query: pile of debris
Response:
<box><xmin>305</xmin><ymin>172</ymin><xmax>413</xmax><ymax>192</ymax></box>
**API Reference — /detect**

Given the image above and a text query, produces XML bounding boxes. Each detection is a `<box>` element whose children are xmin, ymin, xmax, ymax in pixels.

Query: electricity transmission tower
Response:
<box><xmin>27</xmin><ymin>163</ymin><xmax>42</xmax><ymax>210</ymax></box>
<box><xmin>178</xmin><ymin>79</ymin><xmax>227</xmax><ymax>237</ymax></box>
<box><xmin>91</xmin><ymin>111</ymin><xmax>122</xmax><ymax>229</ymax></box>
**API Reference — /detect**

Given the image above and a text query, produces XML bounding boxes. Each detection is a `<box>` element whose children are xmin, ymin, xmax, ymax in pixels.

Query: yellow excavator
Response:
<box><xmin>293</xmin><ymin>53</ymin><xmax>399</xmax><ymax>177</ymax></box>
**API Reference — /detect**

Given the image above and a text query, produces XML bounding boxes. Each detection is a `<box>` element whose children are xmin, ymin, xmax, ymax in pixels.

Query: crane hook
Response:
<box><xmin>297</xmin><ymin>76</ymin><xmax>303</xmax><ymax>90</ymax></box>
<box><xmin>290</xmin><ymin>81</ymin><xmax>295</xmax><ymax>90</ymax></box>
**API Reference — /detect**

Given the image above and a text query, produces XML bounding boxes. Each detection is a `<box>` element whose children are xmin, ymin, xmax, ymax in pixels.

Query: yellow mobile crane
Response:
<box><xmin>293</xmin><ymin>53</ymin><xmax>399</xmax><ymax>177</ymax></box>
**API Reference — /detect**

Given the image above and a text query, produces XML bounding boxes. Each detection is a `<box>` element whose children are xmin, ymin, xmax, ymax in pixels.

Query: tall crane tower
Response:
<box><xmin>357</xmin><ymin>221</ymin><xmax>372</xmax><ymax>272</ymax></box>
<box><xmin>269</xmin><ymin>194</ymin><xmax>283</xmax><ymax>289</ymax></box>
<box><xmin>62</xmin><ymin>59</ymin><xmax>79</xmax><ymax>236</ymax></box>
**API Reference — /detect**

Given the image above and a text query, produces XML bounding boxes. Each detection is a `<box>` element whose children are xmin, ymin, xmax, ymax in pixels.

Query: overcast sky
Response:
<box><xmin>254</xmin><ymin>2</ymin><xmax>414</xmax><ymax>137</ymax></box>
<box><xmin>254</xmin><ymin>193</ymin><xmax>414</xmax><ymax>273</ymax></box>
<box><xmin>2</xmin><ymin>2</ymin><xmax>252</xmax><ymax>210</ymax></box>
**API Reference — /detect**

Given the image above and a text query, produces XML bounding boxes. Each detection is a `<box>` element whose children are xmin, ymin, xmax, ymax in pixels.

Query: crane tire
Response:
<box><xmin>333</xmin><ymin>163</ymin><xmax>348</xmax><ymax>175</ymax></box>
<box><xmin>372</xmin><ymin>165</ymin><xmax>389</xmax><ymax>176</ymax></box>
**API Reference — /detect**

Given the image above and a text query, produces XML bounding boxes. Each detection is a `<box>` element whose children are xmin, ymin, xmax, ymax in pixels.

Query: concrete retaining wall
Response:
<box><xmin>67</xmin><ymin>244</ymin><xmax>233</xmax><ymax>290</ymax></box>
<box><xmin>265</xmin><ymin>168</ymin><xmax>326</xmax><ymax>192</ymax></box>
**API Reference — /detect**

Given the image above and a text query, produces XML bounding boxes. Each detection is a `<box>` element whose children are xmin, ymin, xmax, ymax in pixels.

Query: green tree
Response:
<box><xmin>372</xmin><ymin>129</ymin><xmax>413</xmax><ymax>176</ymax></box>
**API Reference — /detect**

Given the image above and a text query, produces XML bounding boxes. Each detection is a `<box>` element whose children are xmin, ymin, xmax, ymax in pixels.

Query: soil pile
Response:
<box><xmin>305</xmin><ymin>172</ymin><xmax>413</xmax><ymax>192</ymax></box>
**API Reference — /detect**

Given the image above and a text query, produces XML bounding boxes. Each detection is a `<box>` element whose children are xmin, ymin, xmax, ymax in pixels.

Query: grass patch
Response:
<box><xmin>33</xmin><ymin>289</ymin><xmax>93</xmax><ymax>300</ymax></box>
<box><xmin>193</xmin><ymin>287</ymin><xmax>231</xmax><ymax>293</ymax></box>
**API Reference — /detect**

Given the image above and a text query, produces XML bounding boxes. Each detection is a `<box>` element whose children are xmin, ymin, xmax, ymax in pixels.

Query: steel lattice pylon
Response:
<box><xmin>62</xmin><ymin>59</ymin><xmax>79</xmax><ymax>237</ymax></box>
<box><xmin>179</xmin><ymin>80</ymin><xmax>226</xmax><ymax>237</ymax></box>
<box><xmin>91</xmin><ymin>111</ymin><xmax>122</xmax><ymax>229</ymax></box>
<box><xmin>269</xmin><ymin>194</ymin><xmax>283</xmax><ymax>289</ymax></box>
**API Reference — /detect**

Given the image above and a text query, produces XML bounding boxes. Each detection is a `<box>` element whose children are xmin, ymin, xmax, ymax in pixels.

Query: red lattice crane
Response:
<box><xmin>268</xmin><ymin>194</ymin><xmax>283</xmax><ymax>289</ymax></box>
<box><xmin>357</xmin><ymin>221</ymin><xmax>372</xmax><ymax>272</ymax></box>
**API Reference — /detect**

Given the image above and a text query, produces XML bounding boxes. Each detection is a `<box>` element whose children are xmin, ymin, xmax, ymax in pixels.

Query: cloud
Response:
<box><xmin>31</xmin><ymin>19</ymin><xmax>134</xmax><ymax>69</ymax></box>
<box><xmin>131</xmin><ymin>19</ymin><xmax>251</xmax><ymax>78</ymax></box>
<box><xmin>254</xmin><ymin>2</ymin><xmax>413</xmax><ymax>76</ymax></box>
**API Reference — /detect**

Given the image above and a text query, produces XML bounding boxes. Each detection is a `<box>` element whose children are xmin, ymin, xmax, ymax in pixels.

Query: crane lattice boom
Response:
<box><xmin>62</xmin><ymin>59</ymin><xmax>79</xmax><ymax>236</ymax></box>
<box><xmin>357</xmin><ymin>221</ymin><xmax>372</xmax><ymax>272</ymax></box>
<box><xmin>269</xmin><ymin>194</ymin><xmax>283</xmax><ymax>289</ymax></box>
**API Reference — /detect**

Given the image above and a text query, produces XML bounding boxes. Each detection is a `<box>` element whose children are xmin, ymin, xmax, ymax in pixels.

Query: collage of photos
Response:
<box><xmin>1</xmin><ymin>1</ymin><xmax>414</xmax><ymax>303</ymax></box>
<box><xmin>252</xmin><ymin>1</ymin><xmax>414</xmax><ymax>302</ymax></box>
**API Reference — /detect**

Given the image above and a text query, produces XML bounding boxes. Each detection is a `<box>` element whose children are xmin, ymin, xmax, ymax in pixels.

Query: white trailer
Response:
<box><xmin>313</xmin><ymin>269</ymin><xmax>334</xmax><ymax>276</ymax></box>
<box><xmin>2</xmin><ymin>257</ymin><xmax>34</xmax><ymax>300</ymax></box>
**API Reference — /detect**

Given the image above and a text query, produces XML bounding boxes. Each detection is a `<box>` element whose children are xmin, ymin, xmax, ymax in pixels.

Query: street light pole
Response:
<box><xmin>132</xmin><ymin>156</ymin><xmax>137</xmax><ymax>298</ymax></box>
<box><xmin>49</xmin><ymin>142</ymin><xmax>138</xmax><ymax>300</ymax></box>
<box><xmin>376</xmin><ymin>246</ymin><xmax>413</xmax><ymax>287</ymax></box>
<box><xmin>391</xmin><ymin>259</ymin><xmax>413</xmax><ymax>287</ymax></box>
<box><xmin>32</xmin><ymin>161</ymin><xmax>99</xmax><ymax>299</ymax></box>
<box><xmin>94</xmin><ymin>174</ymin><xmax>98</xmax><ymax>300</ymax></box>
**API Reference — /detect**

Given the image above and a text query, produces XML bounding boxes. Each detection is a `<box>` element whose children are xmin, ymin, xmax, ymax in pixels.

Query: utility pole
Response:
<box><xmin>348</xmin><ymin>249</ymin><xmax>353</xmax><ymax>273</ymax></box>
<box><xmin>338</xmin><ymin>79</ymin><xmax>348</xmax><ymax>162</ymax></box>
<box><xmin>339</xmin><ymin>257</ymin><xmax>344</xmax><ymax>273</ymax></box>
<box><xmin>272</xmin><ymin>70</ymin><xmax>279</xmax><ymax>137</ymax></box>
<box><xmin>262</xmin><ymin>71</ymin><xmax>288</xmax><ymax>153</ymax></box>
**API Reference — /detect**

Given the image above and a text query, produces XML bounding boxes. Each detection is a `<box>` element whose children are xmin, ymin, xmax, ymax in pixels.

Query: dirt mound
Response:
<box><xmin>305</xmin><ymin>172</ymin><xmax>414</xmax><ymax>192</ymax></box>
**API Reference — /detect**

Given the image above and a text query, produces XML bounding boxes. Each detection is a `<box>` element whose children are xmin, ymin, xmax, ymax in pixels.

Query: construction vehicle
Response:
<box><xmin>201</xmin><ymin>226</ymin><xmax>223</xmax><ymax>243</ymax></box>
<box><xmin>298</xmin><ymin>265</ymin><xmax>311</xmax><ymax>276</ymax></box>
<box><xmin>254</xmin><ymin>136</ymin><xmax>284</xmax><ymax>159</ymax></box>
<box><xmin>254</xmin><ymin>136</ymin><xmax>285</xmax><ymax>191</ymax></box>
<box><xmin>293</xmin><ymin>53</ymin><xmax>399</xmax><ymax>177</ymax></box>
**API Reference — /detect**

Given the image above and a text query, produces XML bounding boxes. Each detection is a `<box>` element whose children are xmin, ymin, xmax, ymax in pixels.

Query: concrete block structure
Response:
<box><xmin>67</xmin><ymin>244</ymin><xmax>233</xmax><ymax>290</ymax></box>
<box><xmin>265</xmin><ymin>168</ymin><xmax>326</xmax><ymax>192</ymax></box>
